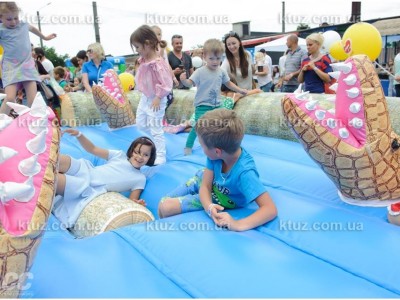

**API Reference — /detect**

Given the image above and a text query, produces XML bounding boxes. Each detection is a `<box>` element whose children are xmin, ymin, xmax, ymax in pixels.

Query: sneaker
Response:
<box><xmin>184</xmin><ymin>147</ymin><xmax>192</xmax><ymax>156</ymax></box>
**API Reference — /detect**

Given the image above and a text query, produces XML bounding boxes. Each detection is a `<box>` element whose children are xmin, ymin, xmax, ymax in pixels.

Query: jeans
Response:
<box><xmin>282</xmin><ymin>85</ymin><xmax>299</xmax><ymax>93</ymax></box>
<box><xmin>260</xmin><ymin>82</ymin><xmax>272</xmax><ymax>92</ymax></box>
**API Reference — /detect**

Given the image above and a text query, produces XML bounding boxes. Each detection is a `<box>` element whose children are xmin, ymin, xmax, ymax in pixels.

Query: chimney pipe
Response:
<box><xmin>350</xmin><ymin>1</ymin><xmax>361</xmax><ymax>23</ymax></box>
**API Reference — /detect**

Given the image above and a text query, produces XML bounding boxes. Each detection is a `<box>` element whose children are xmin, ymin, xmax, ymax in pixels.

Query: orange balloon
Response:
<box><xmin>330</xmin><ymin>41</ymin><xmax>348</xmax><ymax>61</ymax></box>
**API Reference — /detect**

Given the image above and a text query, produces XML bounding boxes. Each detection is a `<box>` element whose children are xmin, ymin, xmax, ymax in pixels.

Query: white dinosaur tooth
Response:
<box><xmin>18</xmin><ymin>155</ymin><xmax>41</xmax><ymax>176</ymax></box>
<box><xmin>295</xmin><ymin>91</ymin><xmax>310</xmax><ymax>100</ymax></box>
<box><xmin>349</xmin><ymin>117</ymin><xmax>363</xmax><ymax>129</ymax></box>
<box><xmin>114</xmin><ymin>88</ymin><xmax>119</xmax><ymax>92</ymax></box>
<box><xmin>0</xmin><ymin>114</ymin><xmax>13</xmax><ymax>130</ymax></box>
<box><xmin>339</xmin><ymin>128</ymin><xmax>349</xmax><ymax>139</ymax></box>
<box><xmin>329</xmin><ymin>83</ymin><xmax>338</xmax><ymax>92</ymax></box>
<box><xmin>326</xmin><ymin>118</ymin><xmax>337</xmax><ymax>129</ymax></box>
<box><xmin>326</xmin><ymin>96</ymin><xmax>336</xmax><ymax>102</ymax></box>
<box><xmin>328</xmin><ymin>71</ymin><xmax>341</xmax><ymax>80</ymax></box>
<box><xmin>315</xmin><ymin>110</ymin><xmax>326</xmax><ymax>120</ymax></box>
<box><xmin>330</xmin><ymin>62</ymin><xmax>352</xmax><ymax>74</ymax></box>
<box><xmin>0</xmin><ymin>181</ymin><xmax>32</xmax><ymax>203</ymax></box>
<box><xmin>112</xmin><ymin>83</ymin><xmax>117</xmax><ymax>87</ymax></box>
<box><xmin>30</xmin><ymin>93</ymin><xmax>48</xmax><ymax>118</ymax></box>
<box><xmin>346</xmin><ymin>87</ymin><xmax>360</xmax><ymax>99</ymax></box>
<box><xmin>29</xmin><ymin>117</ymin><xmax>48</xmax><ymax>135</ymax></box>
<box><xmin>327</xmin><ymin>108</ymin><xmax>336</xmax><ymax>115</ymax></box>
<box><xmin>26</xmin><ymin>130</ymin><xmax>46</xmax><ymax>154</ymax></box>
<box><xmin>106</xmin><ymin>89</ymin><xmax>112</xmax><ymax>93</ymax></box>
<box><xmin>6</xmin><ymin>102</ymin><xmax>30</xmax><ymax>116</ymax></box>
<box><xmin>305</xmin><ymin>100</ymin><xmax>319</xmax><ymax>111</ymax></box>
<box><xmin>293</xmin><ymin>84</ymin><xmax>303</xmax><ymax>94</ymax></box>
<box><xmin>111</xmin><ymin>92</ymin><xmax>116</xmax><ymax>97</ymax></box>
<box><xmin>343</xmin><ymin>74</ymin><xmax>357</xmax><ymax>86</ymax></box>
<box><xmin>349</xmin><ymin>102</ymin><xmax>361</xmax><ymax>114</ymax></box>
<box><xmin>15</xmin><ymin>177</ymin><xmax>35</xmax><ymax>203</ymax></box>
<box><xmin>0</xmin><ymin>147</ymin><xmax>18</xmax><ymax>164</ymax></box>
<box><xmin>116</xmin><ymin>93</ymin><xmax>122</xmax><ymax>99</ymax></box>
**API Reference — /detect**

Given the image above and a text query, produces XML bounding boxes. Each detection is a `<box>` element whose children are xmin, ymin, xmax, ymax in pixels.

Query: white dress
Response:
<box><xmin>53</xmin><ymin>150</ymin><xmax>146</xmax><ymax>227</ymax></box>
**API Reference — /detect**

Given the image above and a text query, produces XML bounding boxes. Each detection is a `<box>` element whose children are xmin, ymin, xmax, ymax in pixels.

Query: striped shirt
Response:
<box><xmin>284</xmin><ymin>47</ymin><xmax>308</xmax><ymax>85</ymax></box>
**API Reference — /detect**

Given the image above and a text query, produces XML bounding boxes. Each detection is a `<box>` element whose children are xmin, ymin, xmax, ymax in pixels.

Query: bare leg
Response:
<box><xmin>56</xmin><ymin>173</ymin><xmax>66</xmax><ymax>196</ymax></box>
<box><xmin>58</xmin><ymin>155</ymin><xmax>71</xmax><ymax>173</ymax></box>
<box><xmin>158</xmin><ymin>197</ymin><xmax>182</xmax><ymax>218</ymax></box>
<box><xmin>22</xmin><ymin>81</ymin><xmax>38</xmax><ymax>107</ymax></box>
<box><xmin>0</xmin><ymin>84</ymin><xmax>17</xmax><ymax>115</ymax></box>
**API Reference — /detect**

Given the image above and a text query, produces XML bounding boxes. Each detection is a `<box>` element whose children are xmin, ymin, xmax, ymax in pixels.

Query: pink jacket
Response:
<box><xmin>136</xmin><ymin>57</ymin><xmax>173</xmax><ymax>99</ymax></box>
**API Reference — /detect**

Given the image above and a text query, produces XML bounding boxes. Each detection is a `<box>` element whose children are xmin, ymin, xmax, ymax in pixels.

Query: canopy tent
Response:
<box><xmin>254</xmin><ymin>35</ymin><xmax>307</xmax><ymax>53</ymax></box>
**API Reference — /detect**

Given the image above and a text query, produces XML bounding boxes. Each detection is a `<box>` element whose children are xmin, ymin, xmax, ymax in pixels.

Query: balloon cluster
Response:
<box><xmin>322</xmin><ymin>22</ymin><xmax>382</xmax><ymax>61</ymax></box>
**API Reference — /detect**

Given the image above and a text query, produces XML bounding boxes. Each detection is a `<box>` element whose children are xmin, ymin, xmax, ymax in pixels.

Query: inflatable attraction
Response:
<box><xmin>1</xmin><ymin>23</ymin><xmax>400</xmax><ymax>298</ymax></box>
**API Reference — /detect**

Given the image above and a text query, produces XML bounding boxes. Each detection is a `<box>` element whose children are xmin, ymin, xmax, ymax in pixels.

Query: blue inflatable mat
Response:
<box><xmin>23</xmin><ymin>123</ymin><xmax>400</xmax><ymax>297</ymax></box>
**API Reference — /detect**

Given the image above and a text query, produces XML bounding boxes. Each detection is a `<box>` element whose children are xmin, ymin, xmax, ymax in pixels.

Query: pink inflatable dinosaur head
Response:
<box><xmin>92</xmin><ymin>69</ymin><xmax>135</xmax><ymax>129</ymax></box>
<box><xmin>282</xmin><ymin>55</ymin><xmax>400</xmax><ymax>207</ymax></box>
<box><xmin>0</xmin><ymin>93</ymin><xmax>60</xmax><ymax>296</ymax></box>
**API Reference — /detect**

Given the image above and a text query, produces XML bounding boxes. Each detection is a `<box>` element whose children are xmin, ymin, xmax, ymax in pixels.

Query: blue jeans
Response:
<box><xmin>260</xmin><ymin>82</ymin><xmax>272</xmax><ymax>92</ymax></box>
<box><xmin>282</xmin><ymin>85</ymin><xmax>299</xmax><ymax>93</ymax></box>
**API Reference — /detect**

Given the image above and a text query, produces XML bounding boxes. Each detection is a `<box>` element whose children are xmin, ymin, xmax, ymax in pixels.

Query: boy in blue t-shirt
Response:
<box><xmin>158</xmin><ymin>109</ymin><xmax>277</xmax><ymax>231</ymax></box>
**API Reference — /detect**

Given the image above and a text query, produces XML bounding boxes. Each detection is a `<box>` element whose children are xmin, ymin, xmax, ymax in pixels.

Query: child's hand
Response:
<box><xmin>173</xmin><ymin>77</ymin><xmax>179</xmax><ymax>87</ymax></box>
<box><xmin>44</xmin><ymin>33</ymin><xmax>57</xmax><ymax>41</ymax></box>
<box><xmin>239</xmin><ymin>89</ymin><xmax>248</xmax><ymax>96</ymax></box>
<box><xmin>151</xmin><ymin>97</ymin><xmax>161</xmax><ymax>112</ymax></box>
<box><xmin>62</xmin><ymin>128</ymin><xmax>80</xmax><ymax>137</ymax></box>
<box><xmin>179</xmin><ymin>72</ymin><xmax>187</xmax><ymax>81</ymax></box>
<box><xmin>132</xmin><ymin>199</ymin><xmax>146</xmax><ymax>206</ymax></box>
<box><xmin>214</xmin><ymin>211</ymin><xmax>239</xmax><ymax>231</ymax></box>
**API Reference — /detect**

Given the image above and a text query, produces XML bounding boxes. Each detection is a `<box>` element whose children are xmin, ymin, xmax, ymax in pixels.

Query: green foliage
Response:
<box><xmin>297</xmin><ymin>23</ymin><xmax>311</xmax><ymax>30</ymax></box>
<box><xmin>41</xmin><ymin>46</ymin><xmax>69</xmax><ymax>67</ymax></box>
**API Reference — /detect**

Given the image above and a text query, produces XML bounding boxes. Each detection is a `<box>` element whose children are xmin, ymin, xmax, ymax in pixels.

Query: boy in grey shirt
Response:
<box><xmin>180</xmin><ymin>38</ymin><xmax>247</xmax><ymax>155</ymax></box>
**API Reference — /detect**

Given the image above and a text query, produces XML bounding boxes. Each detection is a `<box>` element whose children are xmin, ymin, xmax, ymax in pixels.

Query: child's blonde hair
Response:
<box><xmin>306</xmin><ymin>33</ymin><xmax>324</xmax><ymax>47</ymax></box>
<box><xmin>87</xmin><ymin>42</ymin><xmax>106</xmax><ymax>60</ymax></box>
<box><xmin>255</xmin><ymin>52</ymin><xmax>264</xmax><ymax>63</ymax></box>
<box><xmin>203</xmin><ymin>39</ymin><xmax>224</xmax><ymax>56</ymax></box>
<box><xmin>130</xmin><ymin>25</ymin><xmax>159</xmax><ymax>52</ymax></box>
<box><xmin>195</xmin><ymin>109</ymin><xmax>244</xmax><ymax>154</ymax></box>
<box><xmin>0</xmin><ymin>2</ymin><xmax>19</xmax><ymax>15</ymax></box>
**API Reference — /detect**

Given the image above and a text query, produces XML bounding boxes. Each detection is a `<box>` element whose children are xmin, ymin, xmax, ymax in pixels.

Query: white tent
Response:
<box><xmin>254</xmin><ymin>35</ymin><xmax>307</xmax><ymax>53</ymax></box>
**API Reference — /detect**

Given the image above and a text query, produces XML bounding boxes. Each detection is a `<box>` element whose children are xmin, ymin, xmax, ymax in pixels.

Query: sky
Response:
<box><xmin>17</xmin><ymin>0</ymin><xmax>400</xmax><ymax>58</ymax></box>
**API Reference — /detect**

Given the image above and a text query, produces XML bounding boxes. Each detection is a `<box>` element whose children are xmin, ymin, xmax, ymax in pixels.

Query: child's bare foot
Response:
<box><xmin>184</xmin><ymin>147</ymin><xmax>192</xmax><ymax>156</ymax></box>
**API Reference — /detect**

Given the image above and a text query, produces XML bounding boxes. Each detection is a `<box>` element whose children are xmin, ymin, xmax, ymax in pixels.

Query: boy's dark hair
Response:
<box><xmin>34</xmin><ymin>47</ymin><xmax>45</xmax><ymax>60</ymax></box>
<box><xmin>70</xmin><ymin>56</ymin><xmax>79</xmax><ymax>68</ymax></box>
<box><xmin>126</xmin><ymin>136</ymin><xmax>156</xmax><ymax>166</ymax></box>
<box><xmin>195</xmin><ymin>109</ymin><xmax>244</xmax><ymax>154</ymax></box>
<box><xmin>76</xmin><ymin>50</ymin><xmax>88</xmax><ymax>61</ymax></box>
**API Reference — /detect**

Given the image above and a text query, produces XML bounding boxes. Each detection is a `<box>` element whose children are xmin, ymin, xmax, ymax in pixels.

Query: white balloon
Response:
<box><xmin>192</xmin><ymin>56</ymin><xmax>203</xmax><ymax>68</ymax></box>
<box><xmin>322</xmin><ymin>31</ymin><xmax>341</xmax><ymax>53</ymax></box>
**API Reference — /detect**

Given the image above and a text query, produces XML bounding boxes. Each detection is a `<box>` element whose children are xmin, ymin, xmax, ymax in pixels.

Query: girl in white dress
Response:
<box><xmin>53</xmin><ymin>129</ymin><xmax>156</xmax><ymax>228</ymax></box>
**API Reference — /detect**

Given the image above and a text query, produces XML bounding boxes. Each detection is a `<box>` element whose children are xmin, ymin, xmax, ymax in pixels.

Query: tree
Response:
<box><xmin>297</xmin><ymin>23</ymin><xmax>311</xmax><ymax>30</ymax></box>
<box><xmin>41</xmin><ymin>46</ymin><xmax>69</xmax><ymax>67</ymax></box>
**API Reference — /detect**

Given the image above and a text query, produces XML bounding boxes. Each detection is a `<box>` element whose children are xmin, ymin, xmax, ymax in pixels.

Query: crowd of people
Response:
<box><xmin>1</xmin><ymin>1</ymin><xmax>399</xmax><ymax>232</ymax></box>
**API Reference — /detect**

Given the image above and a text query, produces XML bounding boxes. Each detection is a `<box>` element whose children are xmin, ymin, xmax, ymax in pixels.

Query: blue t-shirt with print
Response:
<box><xmin>206</xmin><ymin>148</ymin><xmax>267</xmax><ymax>208</ymax></box>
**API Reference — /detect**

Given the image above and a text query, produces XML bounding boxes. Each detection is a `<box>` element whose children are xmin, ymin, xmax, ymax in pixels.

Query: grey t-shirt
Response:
<box><xmin>190</xmin><ymin>66</ymin><xmax>230</xmax><ymax>107</ymax></box>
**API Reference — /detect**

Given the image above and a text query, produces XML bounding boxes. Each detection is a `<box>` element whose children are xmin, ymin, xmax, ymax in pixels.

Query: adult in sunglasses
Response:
<box><xmin>221</xmin><ymin>31</ymin><xmax>254</xmax><ymax>90</ymax></box>
<box><xmin>167</xmin><ymin>34</ymin><xmax>193</xmax><ymax>89</ymax></box>
<box><xmin>81</xmin><ymin>42</ymin><xmax>113</xmax><ymax>93</ymax></box>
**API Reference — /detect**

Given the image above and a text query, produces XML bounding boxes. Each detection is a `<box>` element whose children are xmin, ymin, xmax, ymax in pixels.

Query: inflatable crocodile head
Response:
<box><xmin>282</xmin><ymin>55</ymin><xmax>400</xmax><ymax>210</ymax></box>
<box><xmin>0</xmin><ymin>93</ymin><xmax>60</xmax><ymax>296</ymax></box>
<box><xmin>92</xmin><ymin>69</ymin><xmax>135</xmax><ymax>129</ymax></box>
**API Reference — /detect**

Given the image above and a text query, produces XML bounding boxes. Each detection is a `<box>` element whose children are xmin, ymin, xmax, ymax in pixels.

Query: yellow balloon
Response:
<box><xmin>342</xmin><ymin>22</ymin><xmax>382</xmax><ymax>61</ymax></box>
<box><xmin>0</xmin><ymin>45</ymin><xmax>3</xmax><ymax>55</ymax></box>
<box><xmin>330</xmin><ymin>41</ymin><xmax>348</xmax><ymax>61</ymax></box>
<box><xmin>118</xmin><ymin>72</ymin><xmax>135</xmax><ymax>92</ymax></box>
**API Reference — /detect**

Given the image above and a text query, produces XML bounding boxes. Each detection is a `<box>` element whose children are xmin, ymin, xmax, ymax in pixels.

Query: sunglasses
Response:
<box><xmin>86</xmin><ymin>49</ymin><xmax>93</xmax><ymax>54</ymax></box>
<box><xmin>223</xmin><ymin>31</ymin><xmax>238</xmax><ymax>42</ymax></box>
